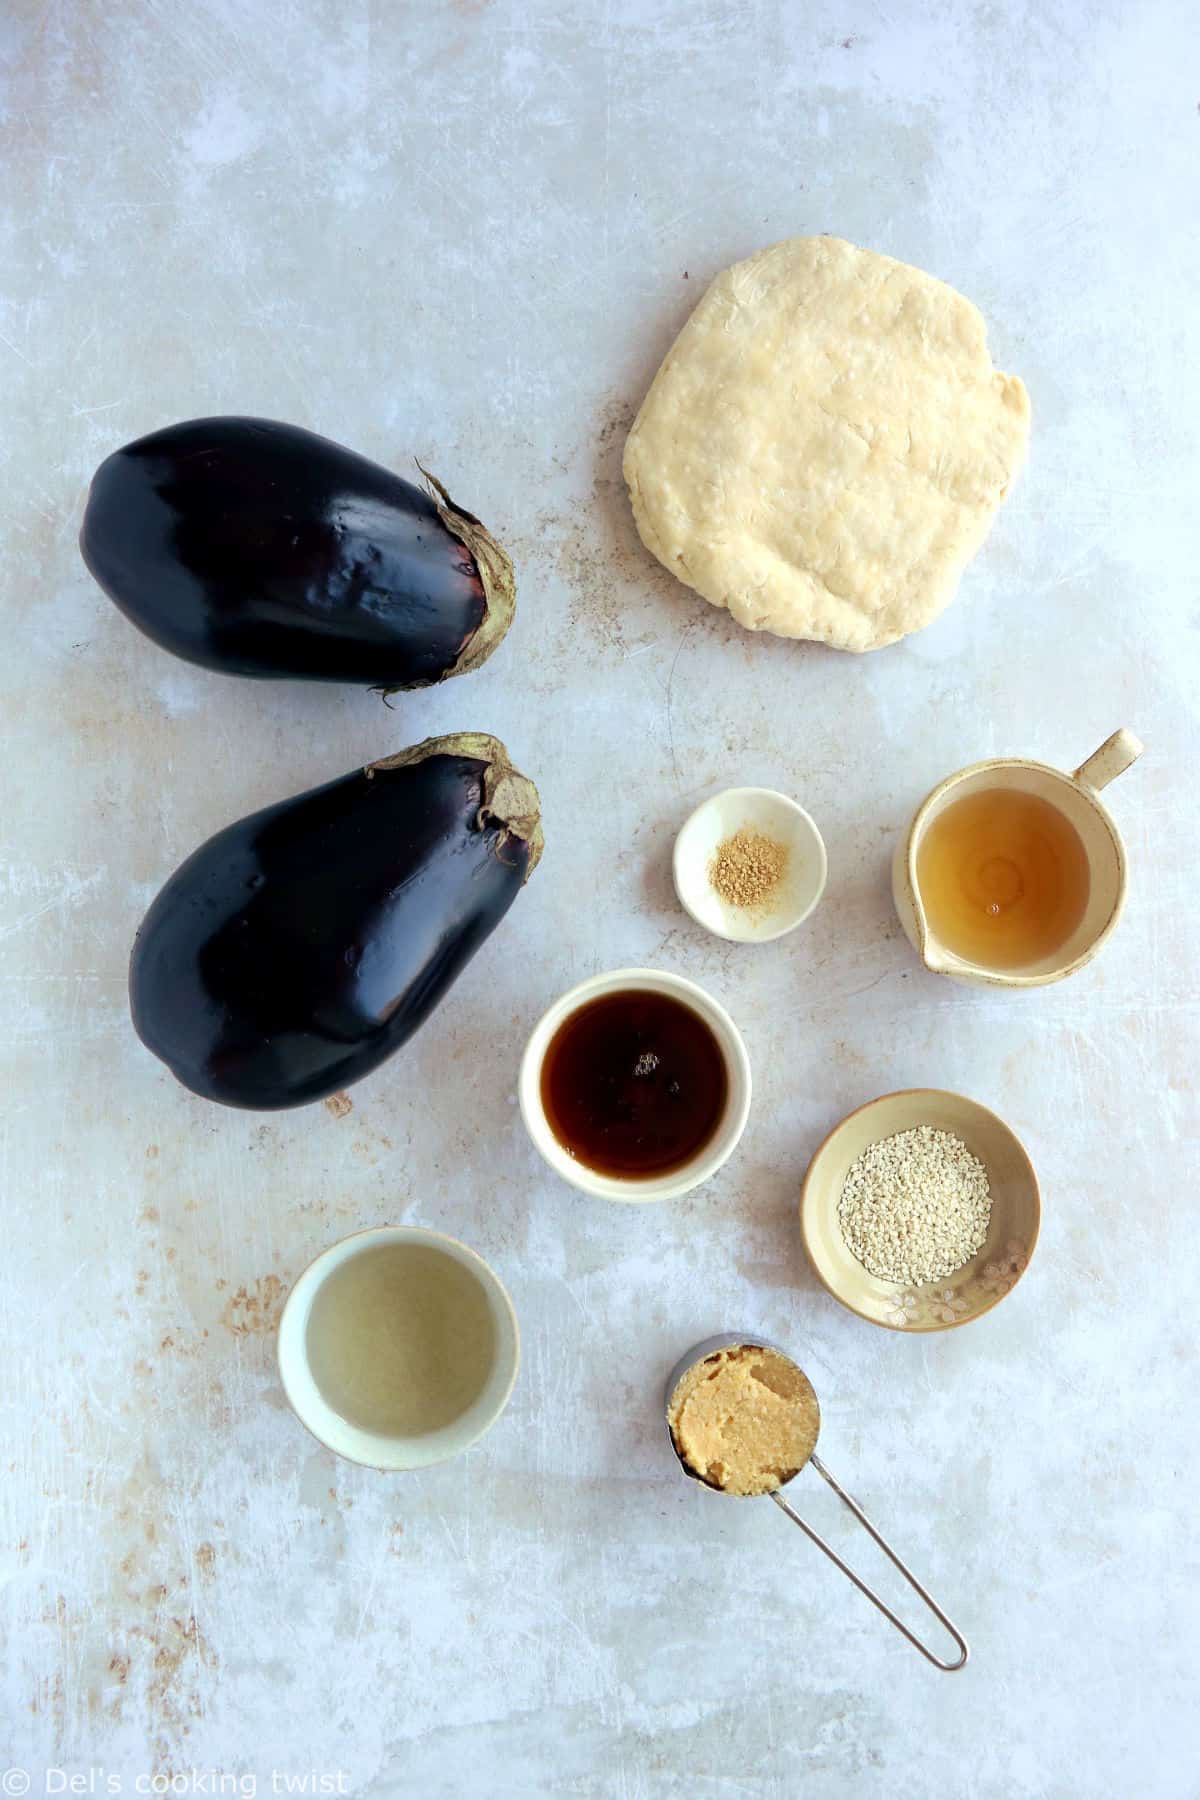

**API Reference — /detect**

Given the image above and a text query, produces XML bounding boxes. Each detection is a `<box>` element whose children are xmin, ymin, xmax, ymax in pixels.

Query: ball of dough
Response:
<box><xmin>623</xmin><ymin>236</ymin><xmax>1030</xmax><ymax>653</ymax></box>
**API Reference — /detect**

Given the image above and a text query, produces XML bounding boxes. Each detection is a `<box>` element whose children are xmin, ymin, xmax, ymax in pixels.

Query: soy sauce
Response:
<box><xmin>541</xmin><ymin>989</ymin><xmax>728</xmax><ymax>1177</ymax></box>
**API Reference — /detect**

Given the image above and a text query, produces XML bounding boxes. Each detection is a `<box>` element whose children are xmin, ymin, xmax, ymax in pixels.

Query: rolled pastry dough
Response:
<box><xmin>623</xmin><ymin>236</ymin><xmax>1030</xmax><ymax>652</ymax></box>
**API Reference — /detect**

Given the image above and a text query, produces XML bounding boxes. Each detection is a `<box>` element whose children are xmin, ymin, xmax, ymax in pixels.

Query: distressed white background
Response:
<box><xmin>2</xmin><ymin>0</ymin><xmax>1198</xmax><ymax>1793</ymax></box>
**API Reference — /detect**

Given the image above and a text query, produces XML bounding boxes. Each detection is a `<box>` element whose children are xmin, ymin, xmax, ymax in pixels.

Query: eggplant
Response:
<box><xmin>129</xmin><ymin>733</ymin><xmax>542</xmax><ymax>1110</ymax></box>
<box><xmin>80</xmin><ymin>417</ymin><xmax>515</xmax><ymax>689</ymax></box>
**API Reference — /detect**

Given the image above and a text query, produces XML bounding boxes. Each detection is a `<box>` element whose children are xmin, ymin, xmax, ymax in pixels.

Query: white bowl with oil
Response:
<box><xmin>673</xmin><ymin>786</ymin><xmax>828</xmax><ymax>943</ymax></box>
<box><xmin>277</xmin><ymin>1225</ymin><xmax>519</xmax><ymax>1471</ymax></box>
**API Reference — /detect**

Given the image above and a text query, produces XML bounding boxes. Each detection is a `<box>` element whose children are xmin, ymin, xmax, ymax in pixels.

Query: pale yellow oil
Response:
<box><xmin>916</xmin><ymin>787</ymin><xmax>1091</xmax><ymax>970</ymax></box>
<box><xmin>306</xmin><ymin>1244</ymin><xmax>496</xmax><ymax>1437</ymax></box>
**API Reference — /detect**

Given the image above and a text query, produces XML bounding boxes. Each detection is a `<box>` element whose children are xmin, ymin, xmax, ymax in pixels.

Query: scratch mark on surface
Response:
<box><xmin>838</xmin><ymin>970</ymin><xmax>894</xmax><ymax>1002</ymax></box>
<box><xmin>0</xmin><ymin>330</ymin><xmax>35</xmax><ymax>366</ymax></box>
<box><xmin>664</xmin><ymin>618</ymin><xmax>698</xmax><ymax>788</ymax></box>
<box><xmin>0</xmin><ymin>872</ymin><xmax>104</xmax><ymax>943</ymax></box>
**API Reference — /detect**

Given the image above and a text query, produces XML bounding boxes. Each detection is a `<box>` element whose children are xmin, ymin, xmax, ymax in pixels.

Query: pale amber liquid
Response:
<box><xmin>306</xmin><ymin>1245</ymin><xmax>496</xmax><ymax>1437</ymax></box>
<box><xmin>916</xmin><ymin>788</ymin><xmax>1091</xmax><ymax>970</ymax></box>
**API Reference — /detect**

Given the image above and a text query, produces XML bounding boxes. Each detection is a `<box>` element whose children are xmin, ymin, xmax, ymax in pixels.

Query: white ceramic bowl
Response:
<box><xmin>517</xmin><ymin>967</ymin><xmax>752</xmax><ymax>1202</ymax></box>
<box><xmin>673</xmin><ymin>787</ymin><xmax>828</xmax><ymax>942</ymax></box>
<box><xmin>277</xmin><ymin>1225</ymin><xmax>520</xmax><ymax>1470</ymax></box>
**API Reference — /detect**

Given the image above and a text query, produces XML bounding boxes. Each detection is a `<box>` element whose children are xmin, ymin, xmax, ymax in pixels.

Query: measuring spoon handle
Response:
<box><xmin>770</xmin><ymin>1453</ymin><xmax>969</xmax><ymax>1672</ymax></box>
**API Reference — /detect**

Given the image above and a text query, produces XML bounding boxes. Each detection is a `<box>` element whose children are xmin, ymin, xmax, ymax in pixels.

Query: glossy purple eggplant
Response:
<box><xmin>129</xmin><ymin>733</ymin><xmax>543</xmax><ymax>1110</ymax></box>
<box><xmin>80</xmin><ymin>417</ymin><xmax>515</xmax><ymax>689</ymax></box>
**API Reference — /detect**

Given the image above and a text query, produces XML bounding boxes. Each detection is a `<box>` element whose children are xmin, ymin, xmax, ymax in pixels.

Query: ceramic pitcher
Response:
<box><xmin>892</xmin><ymin>729</ymin><xmax>1144</xmax><ymax>988</ymax></box>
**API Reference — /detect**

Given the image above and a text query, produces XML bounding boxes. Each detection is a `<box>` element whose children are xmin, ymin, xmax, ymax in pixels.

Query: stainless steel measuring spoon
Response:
<box><xmin>665</xmin><ymin>1335</ymin><xmax>969</xmax><ymax>1672</ymax></box>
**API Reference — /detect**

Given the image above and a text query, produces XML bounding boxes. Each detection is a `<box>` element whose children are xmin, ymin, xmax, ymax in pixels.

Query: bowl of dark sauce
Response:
<box><xmin>518</xmin><ymin>969</ymin><xmax>752</xmax><ymax>1201</ymax></box>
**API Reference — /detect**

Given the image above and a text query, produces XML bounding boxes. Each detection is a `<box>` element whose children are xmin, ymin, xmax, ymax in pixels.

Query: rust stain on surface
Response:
<box><xmin>138</xmin><ymin>1608</ymin><xmax>215</xmax><ymax>1746</ymax></box>
<box><xmin>324</xmin><ymin>1090</ymin><xmax>353</xmax><ymax>1118</ymax></box>
<box><xmin>221</xmin><ymin>1273</ymin><xmax>289</xmax><ymax>1336</ymax></box>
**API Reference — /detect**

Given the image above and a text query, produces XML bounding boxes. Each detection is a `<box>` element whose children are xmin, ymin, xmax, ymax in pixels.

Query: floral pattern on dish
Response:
<box><xmin>980</xmin><ymin>1240</ymin><xmax>1028</xmax><ymax>1294</ymax></box>
<box><xmin>929</xmin><ymin>1286</ymin><xmax>971</xmax><ymax>1324</ymax></box>
<box><xmin>870</xmin><ymin>1237</ymin><xmax>1034</xmax><ymax>1330</ymax></box>
<box><xmin>885</xmin><ymin>1291</ymin><xmax>921</xmax><ymax>1327</ymax></box>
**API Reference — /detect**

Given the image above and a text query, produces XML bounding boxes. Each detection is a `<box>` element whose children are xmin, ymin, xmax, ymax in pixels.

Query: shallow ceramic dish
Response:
<box><xmin>673</xmin><ymin>786</ymin><xmax>827</xmax><ymax>943</ymax></box>
<box><xmin>800</xmin><ymin>1089</ymin><xmax>1040</xmax><ymax>1332</ymax></box>
<box><xmin>518</xmin><ymin>967</ymin><xmax>752</xmax><ymax>1202</ymax></box>
<box><xmin>277</xmin><ymin>1225</ymin><xmax>520</xmax><ymax>1470</ymax></box>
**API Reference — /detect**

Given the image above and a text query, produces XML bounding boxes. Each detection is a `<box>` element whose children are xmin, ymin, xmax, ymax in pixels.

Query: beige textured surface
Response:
<box><xmin>668</xmin><ymin>1344</ymin><xmax>821</xmax><ymax>1494</ymax></box>
<box><xmin>624</xmin><ymin>236</ymin><xmax>1030</xmax><ymax>651</ymax></box>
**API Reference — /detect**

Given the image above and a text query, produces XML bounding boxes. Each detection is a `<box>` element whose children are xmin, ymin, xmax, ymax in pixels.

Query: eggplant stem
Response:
<box><xmin>366</xmin><ymin>732</ymin><xmax>543</xmax><ymax>879</ymax></box>
<box><xmin>415</xmin><ymin>462</ymin><xmax>516</xmax><ymax>682</ymax></box>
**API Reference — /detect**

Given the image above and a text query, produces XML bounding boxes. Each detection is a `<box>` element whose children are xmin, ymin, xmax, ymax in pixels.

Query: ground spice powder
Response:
<box><xmin>709</xmin><ymin>828</ymin><xmax>788</xmax><ymax>909</ymax></box>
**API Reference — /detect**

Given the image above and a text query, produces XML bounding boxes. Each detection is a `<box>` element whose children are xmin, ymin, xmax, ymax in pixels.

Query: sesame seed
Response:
<box><xmin>837</xmin><ymin>1126</ymin><xmax>992</xmax><ymax>1287</ymax></box>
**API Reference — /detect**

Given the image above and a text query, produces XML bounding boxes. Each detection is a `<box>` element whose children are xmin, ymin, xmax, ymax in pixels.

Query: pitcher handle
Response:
<box><xmin>770</xmin><ymin>1453</ymin><xmax>969</xmax><ymax>1672</ymax></box>
<box><xmin>1074</xmin><ymin>729</ymin><xmax>1144</xmax><ymax>793</ymax></box>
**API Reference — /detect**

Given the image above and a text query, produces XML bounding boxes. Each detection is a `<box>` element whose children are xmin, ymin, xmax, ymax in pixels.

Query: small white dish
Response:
<box><xmin>673</xmin><ymin>787</ymin><xmax>828</xmax><ymax>943</ymax></box>
<box><xmin>517</xmin><ymin>967</ymin><xmax>752</xmax><ymax>1203</ymax></box>
<box><xmin>277</xmin><ymin>1225</ymin><xmax>519</xmax><ymax>1471</ymax></box>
